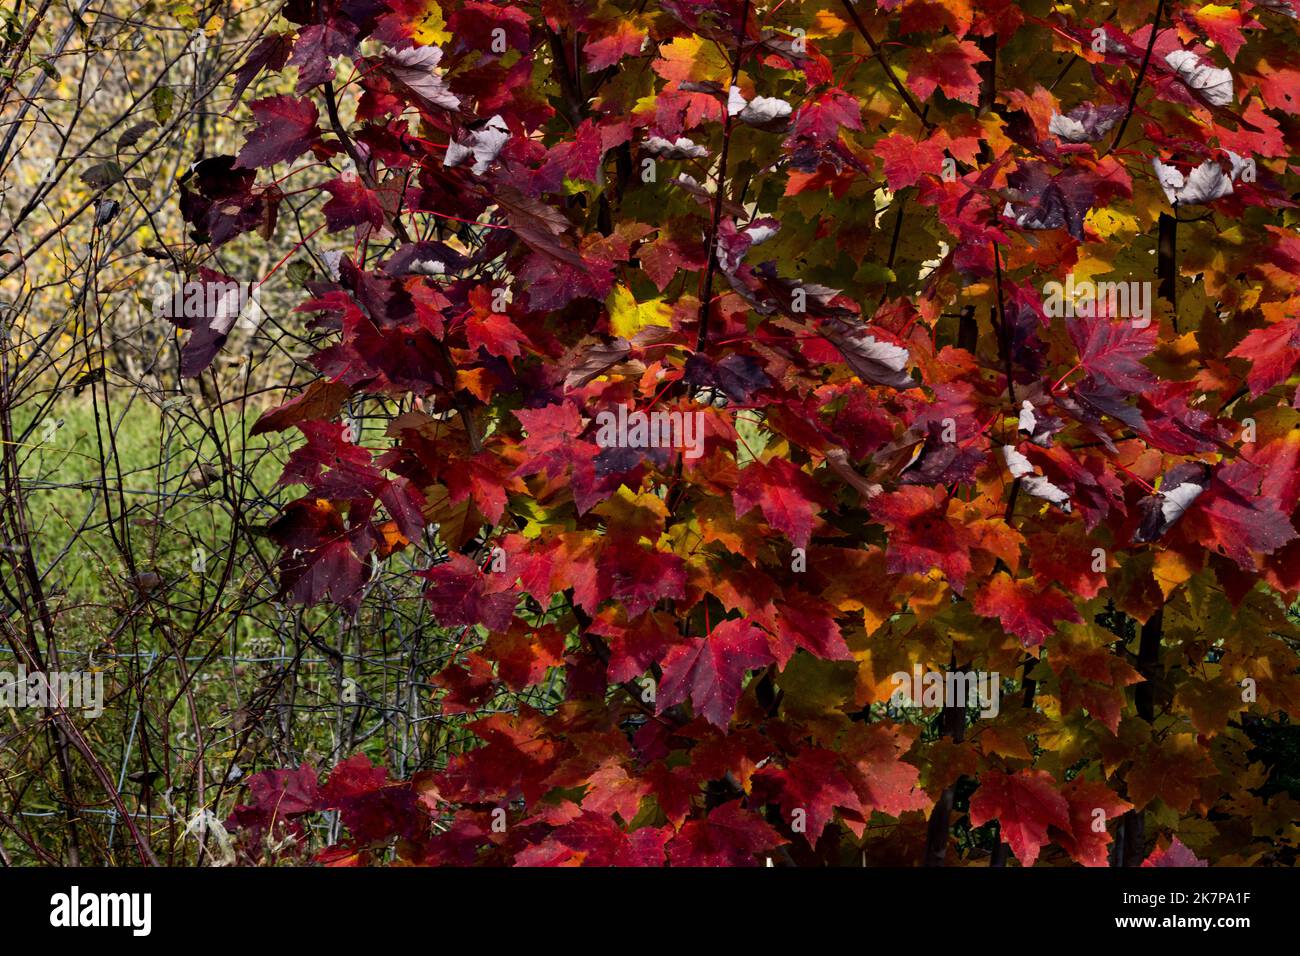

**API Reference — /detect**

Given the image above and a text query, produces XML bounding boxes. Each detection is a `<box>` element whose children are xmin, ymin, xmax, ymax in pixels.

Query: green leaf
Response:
<box><xmin>152</xmin><ymin>87</ymin><xmax>174</xmax><ymax>125</ymax></box>
<box><xmin>173</xmin><ymin>3</ymin><xmax>199</xmax><ymax>30</ymax></box>
<box><xmin>80</xmin><ymin>161</ymin><xmax>123</xmax><ymax>189</ymax></box>
<box><xmin>286</xmin><ymin>261</ymin><xmax>316</xmax><ymax>287</ymax></box>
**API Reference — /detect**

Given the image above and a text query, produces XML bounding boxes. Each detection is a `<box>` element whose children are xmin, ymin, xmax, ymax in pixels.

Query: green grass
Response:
<box><xmin>13</xmin><ymin>395</ymin><xmax>288</xmax><ymax>624</ymax></box>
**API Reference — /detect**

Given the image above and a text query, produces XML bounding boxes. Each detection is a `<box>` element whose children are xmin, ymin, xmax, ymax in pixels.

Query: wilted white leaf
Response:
<box><xmin>184</xmin><ymin>809</ymin><xmax>236</xmax><ymax>866</ymax></box>
<box><xmin>1017</xmin><ymin>400</ymin><xmax>1037</xmax><ymax>435</ymax></box>
<box><xmin>821</xmin><ymin>320</ymin><xmax>913</xmax><ymax>388</ymax></box>
<box><xmin>1002</xmin><ymin>444</ymin><xmax>1034</xmax><ymax>478</ymax></box>
<box><xmin>1164</xmin><ymin>49</ymin><xmax>1234</xmax><ymax>107</ymax></box>
<box><xmin>1152</xmin><ymin>156</ymin><xmax>1237</xmax><ymax>206</ymax></box>
<box><xmin>445</xmin><ymin>115</ymin><xmax>510</xmax><ymax>175</ymax></box>
<box><xmin>1022</xmin><ymin>475</ymin><xmax>1072</xmax><ymax>512</ymax></box>
<box><xmin>1002</xmin><ymin>445</ymin><xmax>1070</xmax><ymax>510</ymax></box>
<box><xmin>673</xmin><ymin>173</ymin><xmax>714</xmax><ymax>201</ymax></box>
<box><xmin>409</xmin><ymin>258</ymin><xmax>446</xmax><ymax>276</ymax></box>
<box><xmin>727</xmin><ymin>85</ymin><xmax>747</xmax><ymax>116</ymax></box>
<box><xmin>737</xmin><ymin>95</ymin><xmax>793</xmax><ymax>127</ymax></box>
<box><xmin>1048</xmin><ymin>102</ymin><xmax>1124</xmax><ymax>143</ymax></box>
<box><xmin>1159</xmin><ymin>480</ymin><xmax>1205</xmax><ymax>527</ymax></box>
<box><xmin>385</xmin><ymin>45</ymin><xmax>460</xmax><ymax>111</ymax></box>
<box><xmin>321</xmin><ymin>249</ymin><xmax>344</xmax><ymax>281</ymax></box>
<box><xmin>643</xmin><ymin>135</ymin><xmax>708</xmax><ymax>160</ymax></box>
<box><xmin>746</xmin><ymin>222</ymin><xmax>778</xmax><ymax>246</ymax></box>
<box><xmin>858</xmin><ymin>335</ymin><xmax>908</xmax><ymax>372</ymax></box>
<box><xmin>1048</xmin><ymin>113</ymin><xmax>1089</xmax><ymax>143</ymax></box>
<box><xmin>1097</xmin><ymin>32</ymin><xmax>1129</xmax><ymax>56</ymax></box>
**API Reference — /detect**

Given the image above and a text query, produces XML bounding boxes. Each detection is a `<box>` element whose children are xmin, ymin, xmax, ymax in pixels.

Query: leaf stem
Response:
<box><xmin>837</xmin><ymin>0</ymin><xmax>934</xmax><ymax>130</ymax></box>
<box><xmin>1101</xmin><ymin>0</ymin><xmax>1166</xmax><ymax>158</ymax></box>
<box><xmin>695</xmin><ymin>0</ymin><xmax>751</xmax><ymax>352</ymax></box>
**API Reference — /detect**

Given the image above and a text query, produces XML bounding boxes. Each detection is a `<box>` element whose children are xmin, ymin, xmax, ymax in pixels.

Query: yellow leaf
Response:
<box><xmin>1153</xmin><ymin>549</ymin><xmax>1200</xmax><ymax>600</ymax></box>
<box><xmin>173</xmin><ymin>3</ymin><xmax>198</xmax><ymax>30</ymax></box>
<box><xmin>1085</xmin><ymin>206</ymin><xmax>1139</xmax><ymax>240</ymax></box>
<box><xmin>592</xmin><ymin>486</ymin><xmax>668</xmax><ymax>542</ymax></box>
<box><xmin>1071</xmin><ymin>247</ymin><xmax>1117</xmax><ymax>286</ymax></box>
<box><xmin>606</xmin><ymin>284</ymin><xmax>672</xmax><ymax>338</ymax></box>
<box><xmin>632</xmin><ymin>93</ymin><xmax>659</xmax><ymax>118</ymax></box>
<box><xmin>455</xmin><ymin>367</ymin><xmax>491</xmax><ymax>402</ymax></box>
<box><xmin>1149</xmin><ymin>331</ymin><xmax>1202</xmax><ymax>380</ymax></box>
<box><xmin>411</xmin><ymin>0</ymin><xmax>451</xmax><ymax>46</ymax></box>
<box><xmin>813</xmin><ymin>11</ymin><xmax>849</xmax><ymax>35</ymax></box>
<box><xmin>651</xmin><ymin>36</ymin><xmax>729</xmax><ymax>84</ymax></box>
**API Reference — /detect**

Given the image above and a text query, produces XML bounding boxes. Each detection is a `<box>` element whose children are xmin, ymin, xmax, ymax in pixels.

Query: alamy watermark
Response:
<box><xmin>889</xmin><ymin>666</ymin><xmax>1001</xmax><ymax>719</ymax></box>
<box><xmin>1</xmin><ymin>666</ymin><xmax>104</xmax><ymax>717</ymax></box>
<box><xmin>50</xmin><ymin>886</ymin><xmax>151</xmax><ymax>936</ymax></box>
<box><xmin>1042</xmin><ymin>273</ymin><xmax>1151</xmax><ymax>328</ymax></box>
<box><xmin>594</xmin><ymin>406</ymin><xmax>705</xmax><ymax>460</ymax></box>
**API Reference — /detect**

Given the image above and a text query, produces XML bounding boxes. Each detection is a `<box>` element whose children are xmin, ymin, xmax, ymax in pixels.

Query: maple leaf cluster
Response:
<box><xmin>210</xmin><ymin>0</ymin><xmax>1300</xmax><ymax>866</ymax></box>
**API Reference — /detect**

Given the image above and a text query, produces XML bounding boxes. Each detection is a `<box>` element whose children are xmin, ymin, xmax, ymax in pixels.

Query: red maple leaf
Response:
<box><xmin>322</xmin><ymin>175</ymin><xmax>385</xmax><ymax>232</ymax></box>
<box><xmin>511</xmin><ymin>402</ymin><xmax>589</xmax><ymax>483</ymax></box>
<box><xmin>840</xmin><ymin>723</ymin><xmax>931</xmax><ymax>820</ymax></box>
<box><xmin>971</xmin><ymin>572</ymin><xmax>1082</xmax><ymax>647</ymax></box>
<box><xmin>969</xmin><ymin>769</ymin><xmax>1071</xmax><ymax>867</ymax></box>
<box><xmin>447</xmin><ymin>1</ymin><xmax>531</xmax><ymax>56</ymax></box>
<box><xmin>906</xmin><ymin>36</ymin><xmax>987</xmax><ymax>105</ymax></box>
<box><xmin>594</xmin><ymin>542</ymin><xmax>687</xmax><ymax>618</ymax></box>
<box><xmin>1053</xmin><ymin>778</ymin><xmax>1132</xmax><ymax>867</ymax></box>
<box><xmin>514</xmin><ymin>813</ymin><xmax>668</xmax><ymax>866</ymax></box>
<box><xmin>227</xmin><ymin>764</ymin><xmax>320</xmax><ymax>850</ymax></box>
<box><xmin>656</xmin><ymin>619</ymin><xmax>775</xmax><ymax>728</ymax></box>
<box><xmin>869</xmin><ymin>486</ymin><xmax>975</xmax><ymax>592</ymax></box>
<box><xmin>756</xmin><ymin>748</ymin><xmax>864</xmax><ymax>846</ymax></box>
<box><xmin>583</xmin><ymin>21</ymin><xmax>647</xmax><ymax>72</ymax></box>
<box><xmin>235</xmin><ymin>95</ymin><xmax>321</xmax><ymax>169</ymax></box>
<box><xmin>875</xmin><ymin>131</ymin><xmax>949</xmax><ymax>190</ymax></box>
<box><xmin>1026</xmin><ymin>527</ymin><xmax>1107</xmax><ymax>600</ymax></box>
<box><xmin>1179</xmin><ymin>460</ymin><xmax>1298</xmax><ymax>569</ymax></box>
<box><xmin>431</xmin><ymin>653</ymin><xmax>498</xmax><ymax>714</ymax></box>
<box><xmin>319</xmin><ymin>753</ymin><xmax>388</xmax><ymax>805</ymax></box>
<box><xmin>1184</xmin><ymin>5</ymin><xmax>1258</xmax><ymax>61</ymax></box>
<box><xmin>269</xmin><ymin>498</ymin><xmax>376</xmax><ymax>607</ymax></box>
<box><xmin>769</xmin><ymin>588</ymin><xmax>852</xmax><ymax>664</ymax></box>
<box><xmin>246</xmin><ymin>764</ymin><xmax>319</xmax><ymax>816</ymax></box>
<box><xmin>732</xmin><ymin>458</ymin><xmax>828</xmax><ymax>550</ymax></box>
<box><xmin>251</xmin><ymin>380</ymin><xmax>352</xmax><ymax>435</ymax></box>
<box><xmin>664</xmin><ymin>800</ymin><xmax>787</xmax><ymax>866</ymax></box>
<box><xmin>1068</xmin><ymin>313</ymin><xmax>1158</xmax><ymax>392</ymax></box>
<box><xmin>441</xmin><ymin>450</ymin><xmax>512</xmax><ymax>526</ymax></box>
<box><xmin>288</xmin><ymin>21</ymin><xmax>358</xmax><ymax>94</ymax></box>
<box><xmin>420</xmin><ymin>553</ymin><xmax>519</xmax><ymax>630</ymax></box>
<box><xmin>589</xmin><ymin>608</ymin><xmax>682</xmax><ymax>683</ymax></box>
<box><xmin>230</xmin><ymin>32</ymin><xmax>294</xmax><ymax>104</ymax></box>
<box><xmin>486</xmin><ymin>622</ymin><xmax>566</xmax><ymax>690</ymax></box>
<box><xmin>1142</xmin><ymin>836</ymin><xmax>1208</xmax><ymax>867</ymax></box>
<box><xmin>1228</xmin><ymin>313</ymin><xmax>1300</xmax><ymax>398</ymax></box>
<box><xmin>179</xmin><ymin>155</ymin><xmax>279</xmax><ymax>247</ymax></box>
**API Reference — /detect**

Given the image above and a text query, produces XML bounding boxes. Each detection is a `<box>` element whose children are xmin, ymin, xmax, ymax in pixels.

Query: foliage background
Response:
<box><xmin>2</xmin><ymin>0</ymin><xmax>1299</xmax><ymax>867</ymax></box>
